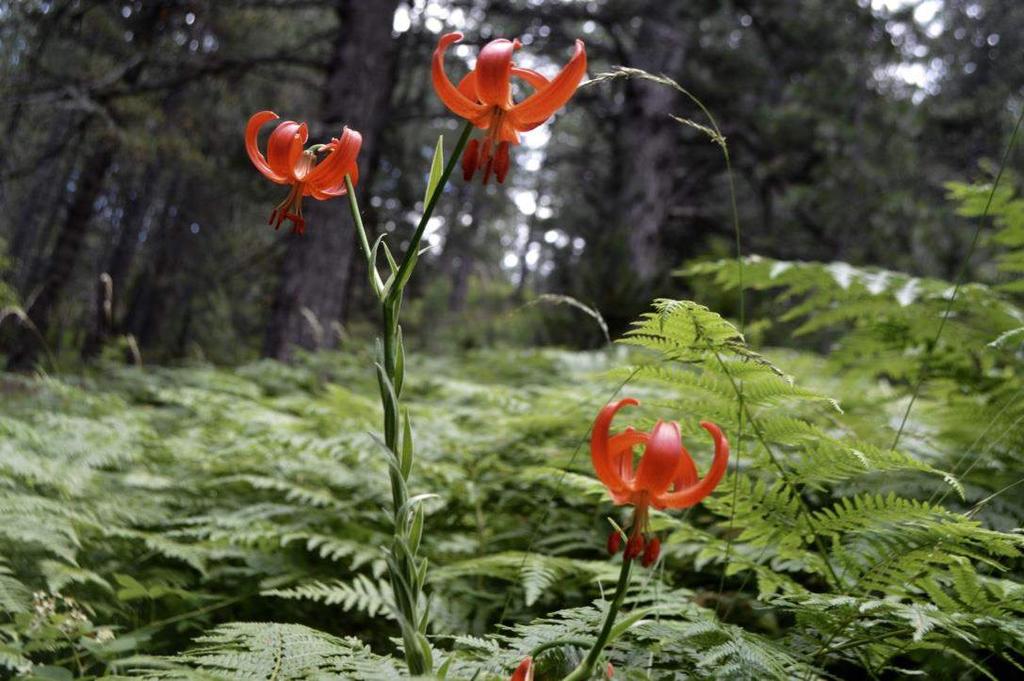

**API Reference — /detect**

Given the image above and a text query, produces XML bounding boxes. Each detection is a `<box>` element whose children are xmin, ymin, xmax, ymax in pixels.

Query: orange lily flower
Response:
<box><xmin>510</xmin><ymin>657</ymin><xmax>533</xmax><ymax>681</ymax></box>
<box><xmin>432</xmin><ymin>32</ymin><xmax>586</xmax><ymax>185</ymax></box>
<box><xmin>592</xmin><ymin>398</ymin><xmax>729</xmax><ymax>566</ymax></box>
<box><xmin>245</xmin><ymin>111</ymin><xmax>361</xmax><ymax>235</ymax></box>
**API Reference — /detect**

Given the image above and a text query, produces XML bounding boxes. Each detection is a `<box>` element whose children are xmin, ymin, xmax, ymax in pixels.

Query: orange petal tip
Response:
<box><xmin>439</xmin><ymin>31</ymin><xmax>463</xmax><ymax>47</ymax></box>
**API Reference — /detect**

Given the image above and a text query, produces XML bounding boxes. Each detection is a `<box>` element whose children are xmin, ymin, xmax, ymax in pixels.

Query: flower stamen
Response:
<box><xmin>269</xmin><ymin>183</ymin><xmax>307</xmax><ymax>235</ymax></box>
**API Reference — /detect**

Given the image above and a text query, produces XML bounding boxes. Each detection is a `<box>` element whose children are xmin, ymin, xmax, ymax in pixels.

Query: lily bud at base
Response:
<box><xmin>607</xmin><ymin>530</ymin><xmax>622</xmax><ymax>556</ymax></box>
<box><xmin>624</xmin><ymin>533</ymin><xmax>645</xmax><ymax>560</ymax></box>
<box><xmin>641</xmin><ymin>536</ymin><xmax>661</xmax><ymax>567</ymax></box>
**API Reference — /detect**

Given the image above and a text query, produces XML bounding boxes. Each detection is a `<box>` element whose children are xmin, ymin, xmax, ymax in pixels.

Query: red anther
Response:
<box><xmin>494</xmin><ymin>141</ymin><xmax>511</xmax><ymax>183</ymax></box>
<box><xmin>624</xmin><ymin>533</ymin><xmax>645</xmax><ymax>560</ymax></box>
<box><xmin>607</xmin><ymin>531</ymin><xmax>622</xmax><ymax>556</ymax></box>
<box><xmin>268</xmin><ymin>208</ymin><xmax>277</xmax><ymax>226</ymax></box>
<box><xmin>274</xmin><ymin>211</ymin><xmax>303</xmax><ymax>235</ymax></box>
<box><xmin>641</xmin><ymin>536</ymin><xmax>661</xmax><ymax>567</ymax></box>
<box><xmin>272</xmin><ymin>210</ymin><xmax>285</xmax><ymax>231</ymax></box>
<box><xmin>481</xmin><ymin>156</ymin><xmax>494</xmax><ymax>185</ymax></box>
<box><xmin>462</xmin><ymin>138</ymin><xmax>480</xmax><ymax>181</ymax></box>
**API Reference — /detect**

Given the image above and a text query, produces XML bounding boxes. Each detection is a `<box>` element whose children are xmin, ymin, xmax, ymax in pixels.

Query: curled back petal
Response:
<box><xmin>512</xmin><ymin>119</ymin><xmax>546</xmax><ymax>134</ymax></box>
<box><xmin>509</xmin><ymin>39</ymin><xmax>587</xmax><ymax>127</ymax></box>
<box><xmin>456</xmin><ymin>72</ymin><xmax>500</xmax><ymax>129</ymax></box>
<box><xmin>591</xmin><ymin>398</ymin><xmax>639</xmax><ymax>495</ymax></box>
<box><xmin>267</xmin><ymin>121</ymin><xmax>306</xmax><ymax>180</ymax></box>
<box><xmin>308</xmin><ymin>183</ymin><xmax>343</xmax><ymax>200</ymax></box>
<box><xmin>511</xmin><ymin>66</ymin><xmax>550</xmax><ymax>92</ymax></box>
<box><xmin>607</xmin><ymin>427</ymin><xmax>648</xmax><ymax>484</ymax></box>
<box><xmin>672</xmin><ymin>441</ymin><xmax>698</xmax><ymax>489</ymax></box>
<box><xmin>245</xmin><ymin>111</ymin><xmax>288</xmax><ymax>183</ymax></box>
<box><xmin>633</xmin><ymin>420</ymin><xmax>682</xmax><ymax>496</ymax></box>
<box><xmin>308</xmin><ymin>184</ymin><xmax>346</xmax><ymax>200</ymax></box>
<box><xmin>653</xmin><ymin>421</ymin><xmax>730</xmax><ymax>510</ymax></box>
<box><xmin>474</xmin><ymin>38</ymin><xmax>519</xmax><ymax>107</ymax></box>
<box><xmin>304</xmin><ymin>127</ymin><xmax>362</xmax><ymax>187</ymax></box>
<box><xmin>307</xmin><ymin>164</ymin><xmax>359</xmax><ymax>200</ymax></box>
<box><xmin>433</xmin><ymin>32</ymin><xmax>488</xmax><ymax>121</ymax></box>
<box><xmin>457</xmin><ymin>70</ymin><xmax>480</xmax><ymax>101</ymax></box>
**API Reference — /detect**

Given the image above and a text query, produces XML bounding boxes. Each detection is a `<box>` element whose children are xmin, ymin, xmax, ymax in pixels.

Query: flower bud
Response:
<box><xmin>624</xmin><ymin>533</ymin><xmax>645</xmax><ymax>559</ymax></box>
<box><xmin>641</xmin><ymin>536</ymin><xmax>661</xmax><ymax>567</ymax></box>
<box><xmin>494</xmin><ymin>141</ymin><xmax>511</xmax><ymax>183</ymax></box>
<box><xmin>462</xmin><ymin>139</ymin><xmax>480</xmax><ymax>181</ymax></box>
<box><xmin>607</xmin><ymin>530</ymin><xmax>622</xmax><ymax>555</ymax></box>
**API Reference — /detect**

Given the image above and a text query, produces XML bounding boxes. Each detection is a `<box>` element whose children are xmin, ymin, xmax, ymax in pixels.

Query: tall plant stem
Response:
<box><xmin>387</xmin><ymin>122</ymin><xmax>474</xmax><ymax>305</ymax></box>
<box><xmin>564</xmin><ymin>556</ymin><xmax>633</xmax><ymax>681</ymax></box>
<box><xmin>344</xmin><ymin>121</ymin><xmax>473</xmax><ymax>676</ymax></box>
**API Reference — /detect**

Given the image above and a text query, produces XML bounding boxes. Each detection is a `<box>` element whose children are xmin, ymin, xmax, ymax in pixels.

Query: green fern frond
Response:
<box><xmin>132</xmin><ymin>622</ymin><xmax>401</xmax><ymax>680</ymax></box>
<box><xmin>433</xmin><ymin>552</ymin><xmax>620</xmax><ymax>607</ymax></box>
<box><xmin>0</xmin><ymin>562</ymin><xmax>31</xmax><ymax>614</ymax></box>
<box><xmin>263</xmin><ymin>575</ymin><xmax>394</xmax><ymax>619</ymax></box>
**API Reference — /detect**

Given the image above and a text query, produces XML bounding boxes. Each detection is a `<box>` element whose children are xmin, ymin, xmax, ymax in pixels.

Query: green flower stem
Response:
<box><xmin>344</xmin><ymin>174</ymin><xmax>386</xmax><ymax>297</ymax></box>
<box><xmin>386</xmin><ymin>120</ymin><xmax>474</xmax><ymax>305</ymax></box>
<box><xmin>344</xmin><ymin>121</ymin><xmax>474</xmax><ymax>677</ymax></box>
<box><xmin>564</xmin><ymin>556</ymin><xmax>634</xmax><ymax>681</ymax></box>
<box><xmin>343</xmin><ymin>174</ymin><xmax>373</xmax><ymax>267</ymax></box>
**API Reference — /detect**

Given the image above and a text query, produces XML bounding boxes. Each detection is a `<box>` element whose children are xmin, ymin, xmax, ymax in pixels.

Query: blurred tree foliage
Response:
<box><xmin>0</xmin><ymin>0</ymin><xmax>1022</xmax><ymax>366</ymax></box>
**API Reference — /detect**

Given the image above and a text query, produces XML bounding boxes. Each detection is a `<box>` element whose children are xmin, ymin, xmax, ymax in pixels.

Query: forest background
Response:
<box><xmin>3</xmin><ymin>0</ymin><xmax>1022</xmax><ymax>364</ymax></box>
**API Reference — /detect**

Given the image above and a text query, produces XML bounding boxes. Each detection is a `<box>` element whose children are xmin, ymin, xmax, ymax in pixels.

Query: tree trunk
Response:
<box><xmin>4</xmin><ymin>3</ymin><xmax>165</xmax><ymax>368</ymax></box>
<box><xmin>122</xmin><ymin>179</ymin><xmax>184</xmax><ymax>352</ymax></box>
<box><xmin>263</xmin><ymin>0</ymin><xmax>401</xmax><ymax>360</ymax></box>
<box><xmin>7</xmin><ymin>124</ymin><xmax>82</xmax><ymax>292</ymax></box>
<box><xmin>5</xmin><ymin>139</ymin><xmax>116</xmax><ymax>370</ymax></box>
<box><xmin>81</xmin><ymin>165</ymin><xmax>159</xmax><ymax>359</ymax></box>
<box><xmin>619</xmin><ymin>4</ymin><xmax>689</xmax><ymax>285</ymax></box>
<box><xmin>81</xmin><ymin>273</ymin><xmax>114</xmax><ymax>360</ymax></box>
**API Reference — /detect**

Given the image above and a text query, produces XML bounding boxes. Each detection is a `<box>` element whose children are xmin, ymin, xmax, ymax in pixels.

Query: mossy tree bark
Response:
<box><xmin>263</xmin><ymin>0</ymin><xmax>402</xmax><ymax>360</ymax></box>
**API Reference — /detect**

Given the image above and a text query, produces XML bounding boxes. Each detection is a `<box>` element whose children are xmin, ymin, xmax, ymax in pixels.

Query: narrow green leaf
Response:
<box><xmin>367</xmin><ymin>234</ymin><xmax>388</xmax><ymax>298</ymax></box>
<box><xmin>416</xmin><ymin>558</ymin><xmax>430</xmax><ymax>594</ymax></box>
<box><xmin>401</xmin><ymin>410</ymin><xmax>413</xmax><ymax>479</ymax></box>
<box><xmin>608</xmin><ymin>607</ymin><xmax>655</xmax><ymax>641</ymax></box>
<box><xmin>381</xmin><ymin>240</ymin><xmax>399</xmax><ymax>276</ymax></box>
<box><xmin>417</xmin><ymin>593</ymin><xmax>431</xmax><ymax>633</ymax></box>
<box><xmin>409</xmin><ymin>505</ymin><xmax>424</xmax><ymax>555</ymax></box>
<box><xmin>374</xmin><ymin>361</ymin><xmax>399</xmax><ymax>445</ymax></box>
<box><xmin>436</xmin><ymin>655</ymin><xmax>453</xmax><ymax>679</ymax></box>
<box><xmin>424</xmin><ymin>135</ymin><xmax>445</xmax><ymax>207</ymax></box>
<box><xmin>395</xmin><ymin>325</ymin><xmax>406</xmax><ymax>397</ymax></box>
<box><xmin>417</xmin><ymin>632</ymin><xmax>434</xmax><ymax>671</ymax></box>
<box><xmin>399</xmin><ymin>493</ymin><xmax>440</xmax><ymax>519</ymax></box>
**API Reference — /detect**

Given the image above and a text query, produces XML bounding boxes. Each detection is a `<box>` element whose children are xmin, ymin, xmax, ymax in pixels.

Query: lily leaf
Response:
<box><xmin>424</xmin><ymin>135</ymin><xmax>444</xmax><ymax>207</ymax></box>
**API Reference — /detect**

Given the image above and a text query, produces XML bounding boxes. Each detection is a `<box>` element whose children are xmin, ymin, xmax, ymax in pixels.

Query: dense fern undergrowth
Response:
<box><xmin>6</xmin><ymin>217</ymin><xmax>1024</xmax><ymax>677</ymax></box>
